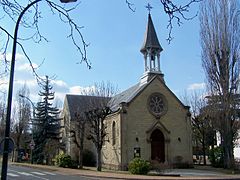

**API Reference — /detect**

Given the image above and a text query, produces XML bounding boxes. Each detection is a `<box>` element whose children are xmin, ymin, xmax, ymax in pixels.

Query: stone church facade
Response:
<box><xmin>62</xmin><ymin>13</ymin><xmax>193</xmax><ymax>170</ymax></box>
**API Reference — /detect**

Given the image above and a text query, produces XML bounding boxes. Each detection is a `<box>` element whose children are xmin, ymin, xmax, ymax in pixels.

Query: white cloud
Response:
<box><xmin>52</xmin><ymin>79</ymin><xmax>68</xmax><ymax>88</ymax></box>
<box><xmin>15</xmin><ymin>53</ymin><xmax>25</xmax><ymax>61</ymax></box>
<box><xmin>0</xmin><ymin>54</ymin><xmax>74</xmax><ymax>111</ymax></box>
<box><xmin>69</xmin><ymin>85</ymin><xmax>95</xmax><ymax>95</ymax></box>
<box><xmin>187</xmin><ymin>83</ymin><xmax>206</xmax><ymax>91</ymax></box>
<box><xmin>16</xmin><ymin>62</ymin><xmax>38</xmax><ymax>71</ymax></box>
<box><xmin>15</xmin><ymin>79</ymin><xmax>38</xmax><ymax>88</ymax></box>
<box><xmin>0</xmin><ymin>53</ymin><xmax>25</xmax><ymax>61</ymax></box>
<box><xmin>54</xmin><ymin>92</ymin><xmax>66</xmax><ymax>103</ymax></box>
<box><xmin>0</xmin><ymin>54</ymin><xmax>100</xmax><ymax>109</ymax></box>
<box><xmin>69</xmin><ymin>86</ymin><xmax>85</xmax><ymax>94</ymax></box>
<box><xmin>0</xmin><ymin>78</ymin><xmax>8</xmax><ymax>93</ymax></box>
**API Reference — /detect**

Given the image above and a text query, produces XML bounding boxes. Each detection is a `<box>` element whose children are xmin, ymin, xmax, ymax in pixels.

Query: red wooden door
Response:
<box><xmin>151</xmin><ymin>129</ymin><xmax>165</xmax><ymax>162</ymax></box>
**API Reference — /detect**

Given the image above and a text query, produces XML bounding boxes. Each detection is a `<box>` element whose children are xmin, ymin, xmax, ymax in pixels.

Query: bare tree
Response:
<box><xmin>11</xmin><ymin>84</ymin><xmax>31</xmax><ymax>161</ymax></box>
<box><xmin>83</xmin><ymin>82</ymin><xmax>117</xmax><ymax>171</ymax></box>
<box><xmin>200</xmin><ymin>0</ymin><xmax>240</xmax><ymax>169</ymax></box>
<box><xmin>85</xmin><ymin>107</ymin><xmax>111</xmax><ymax>171</ymax></box>
<box><xmin>182</xmin><ymin>91</ymin><xmax>216</xmax><ymax>165</ymax></box>
<box><xmin>187</xmin><ymin>92</ymin><xmax>207</xmax><ymax>165</ymax></box>
<box><xmin>70</xmin><ymin>111</ymin><xmax>86</xmax><ymax>169</ymax></box>
<box><xmin>66</xmin><ymin>82</ymin><xmax>117</xmax><ymax>170</ymax></box>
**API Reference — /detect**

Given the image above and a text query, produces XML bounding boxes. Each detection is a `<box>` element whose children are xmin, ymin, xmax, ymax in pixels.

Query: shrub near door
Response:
<box><xmin>128</xmin><ymin>158</ymin><xmax>151</xmax><ymax>175</ymax></box>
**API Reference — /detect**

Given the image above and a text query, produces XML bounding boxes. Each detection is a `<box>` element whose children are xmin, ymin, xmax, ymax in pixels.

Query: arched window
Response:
<box><xmin>112</xmin><ymin>121</ymin><xmax>116</xmax><ymax>145</ymax></box>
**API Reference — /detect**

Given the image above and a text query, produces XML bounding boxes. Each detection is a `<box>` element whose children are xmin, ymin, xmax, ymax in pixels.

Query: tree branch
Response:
<box><xmin>0</xmin><ymin>0</ymin><xmax>90</xmax><ymax>85</ymax></box>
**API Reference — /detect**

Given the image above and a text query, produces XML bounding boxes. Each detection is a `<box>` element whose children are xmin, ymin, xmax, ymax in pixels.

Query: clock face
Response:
<box><xmin>148</xmin><ymin>93</ymin><xmax>167</xmax><ymax>117</ymax></box>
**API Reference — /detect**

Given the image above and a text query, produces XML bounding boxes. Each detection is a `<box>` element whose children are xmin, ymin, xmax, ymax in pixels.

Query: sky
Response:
<box><xmin>0</xmin><ymin>0</ymin><xmax>205</xmax><ymax>106</ymax></box>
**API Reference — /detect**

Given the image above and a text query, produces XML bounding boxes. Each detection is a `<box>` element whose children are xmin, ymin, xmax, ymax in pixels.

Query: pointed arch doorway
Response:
<box><xmin>151</xmin><ymin>129</ymin><xmax>165</xmax><ymax>162</ymax></box>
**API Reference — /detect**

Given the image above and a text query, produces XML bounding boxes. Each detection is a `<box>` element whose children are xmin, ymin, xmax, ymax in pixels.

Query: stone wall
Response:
<box><xmin>122</xmin><ymin>77</ymin><xmax>192</xmax><ymax>167</ymax></box>
<box><xmin>102</xmin><ymin>112</ymin><xmax>122</xmax><ymax>170</ymax></box>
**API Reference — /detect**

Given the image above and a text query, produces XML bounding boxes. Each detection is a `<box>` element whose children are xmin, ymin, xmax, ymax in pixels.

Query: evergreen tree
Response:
<box><xmin>32</xmin><ymin>76</ymin><xmax>62</xmax><ymax>164</ymax></box>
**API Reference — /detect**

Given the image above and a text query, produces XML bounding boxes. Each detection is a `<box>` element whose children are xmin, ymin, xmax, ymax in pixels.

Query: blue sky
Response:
<box><xmin>0</xmin><ymin>0</ymin><xmax>205</xmax><ymax>104</ymax></box>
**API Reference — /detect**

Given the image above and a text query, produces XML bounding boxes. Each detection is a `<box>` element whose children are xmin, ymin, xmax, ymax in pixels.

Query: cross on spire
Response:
<box><xmin>145</xmin><ymin>3</ymin><xmax>153</xmax><ymax>14</ymax></box>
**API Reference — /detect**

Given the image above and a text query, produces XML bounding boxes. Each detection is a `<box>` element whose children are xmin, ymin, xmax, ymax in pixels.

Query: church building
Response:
<box><xmin>62</xmin><ymin>12</ymin><xmax>193</xmax><ymax>170</ymax></box>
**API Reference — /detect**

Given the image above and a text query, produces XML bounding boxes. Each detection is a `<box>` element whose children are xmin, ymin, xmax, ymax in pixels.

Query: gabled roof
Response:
<box><xmin>64</xmin><ymin>84</ymin><xmax>147</xmax><ymax>115</ymax></box>
<box><xmin>140</xmin><ymin>13</ymin><xmax>163</xmax><ymax>53</ymax></box>
<box><xmin>109</xmin><ymin>75</ymin><xmax>188</xmax><ymax>112</ymax></box>
<box><xmin>64</xmin><ymin>75</ymin><xmax>188</xmax><ymax>117</ymax></box>
<box><xmin>64</xmin><ymin>94</ymin><xmax>109</xmax><ymax>119</ymax></box>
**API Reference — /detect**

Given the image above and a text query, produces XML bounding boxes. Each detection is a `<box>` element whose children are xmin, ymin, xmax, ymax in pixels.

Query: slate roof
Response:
<box><xmin>140</xmin><ymin>13</ymin><xmax>163</xmax><ymax>53</ymax></box>
<box><xmin>64</xmin><ymin>94</ymin><xmax>109</xmax><ymax>119</ymax></box>
<box><xmin>64</xmin><ymin>75</ymin><xmax>188</xmax><ymax>119</ymax></box>
<box><xmin>109</xmin><ymin>82</ymin><xmax>148</xmax><ymax>112</ymax></box>
<box><xmin>109</xmin><ymin>75</ymin><xmax>189</xmax><ymax>112</ymax></box>
<box><xmin>64</xmin><ymin>82</ymin><xmax>147</xmax><ymax>118</ymax></box>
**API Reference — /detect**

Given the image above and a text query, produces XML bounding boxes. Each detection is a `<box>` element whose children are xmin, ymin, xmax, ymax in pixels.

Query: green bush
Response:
<box><xmin>55</xmin><ymin>152</ymin><xmax>73</xmax><ymax>168</ymax></box>
<box><xmin>82</xmin><ymin>149</ymin><xmax>96</xmax><ymax>167</ymax></box>
<box><xmin>209</xmin><ymin>146</ymin><xmax>224</xmax><ymax>168</ymax></box>
<box><xmin>128</xmin><ymin>158</ymin><xmax>150</xmax><ymax>175</ymax></box>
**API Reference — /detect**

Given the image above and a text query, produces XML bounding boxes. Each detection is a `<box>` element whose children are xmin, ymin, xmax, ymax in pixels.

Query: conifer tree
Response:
<box><xmin>32</xmin><ymin>76</ymin><xmax>62</xmax><ymax>164</ymax></box>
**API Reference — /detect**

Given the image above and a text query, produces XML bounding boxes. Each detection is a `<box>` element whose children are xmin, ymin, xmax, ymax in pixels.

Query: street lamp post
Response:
<box><xmin>1</xmin><ymin>1</ymin><xmax>77</xmax><ymax>179</ymax></box>
<box><xmin>19</xmin><ymin>94</ymin><xmax>36</xmax><ymax>118</ymax></box>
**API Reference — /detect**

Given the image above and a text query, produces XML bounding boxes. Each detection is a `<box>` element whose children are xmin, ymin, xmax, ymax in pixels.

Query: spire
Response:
<box><xmin>140</xmin><ymin>9</ymin><xmax>164</xmax><ymax>85</ymax></box>
<box><xmin>140</xmin><ymin>13</ymin><xmax>163</xmax><ymax>54</ymax></box>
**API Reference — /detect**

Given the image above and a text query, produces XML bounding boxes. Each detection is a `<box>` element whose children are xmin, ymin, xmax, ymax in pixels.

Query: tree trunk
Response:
<box><xmin>16</xmin><ymin>135</ymin><xmax>20</xmax><ymax>162</ymax></box>
<box><xmin>78</xmin><ymin>122</ymin><xmax>85</xmax><ymax>169</ymax></box>
<box><xmin>223</xmin><ymin>139</ymin><xmax>234</xmax><ymax>169</ymax></box>
<box><xmin>202</xmin><ymin>140</ymin><xmax>206</xmax><ymax>165</ymax></box>
<box><xmin>202</xmin><ymin>130</ymin><xmax>207</xmax><ymax>165</ymax></box>
<box><xmin>78</xmin><ymin>146</ymin><xmax>83</xmax><ymax>169</ymax></box>
<box><xmin>97</xmin><ymin>148</ymin><xmax>102</xmax><ymax>171</ymax></box>
<box><xmin>210</xmin><ymin>144</ymin><xmax>216</xmax><ymax>165</ymax></box>
<box><xmin>223</xmin><ymin>120</ymin><xmax>234</xmax><ymax>169</ymax></box>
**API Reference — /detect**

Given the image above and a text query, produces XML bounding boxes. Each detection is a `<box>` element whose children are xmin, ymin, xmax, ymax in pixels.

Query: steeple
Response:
<box><xmin>140</xmin><ymin>10</ymin><xmax>164</xmax><ymax>85</ymax></box>
<box><xmin>140</xmin><ymin>14</ymin><xmax>163</xmax><ymax>55</ymax></box>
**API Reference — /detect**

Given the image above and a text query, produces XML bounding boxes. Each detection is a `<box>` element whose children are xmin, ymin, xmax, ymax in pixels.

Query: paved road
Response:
<box><xmin>0</xmin><ymin>164</ymin><xmax>111</xmax><ymax>180</ymax></box>
<box><xmin>1</xmin><ymin>163</ymin><xmax>240</xmax><ymax>180</ymax></box>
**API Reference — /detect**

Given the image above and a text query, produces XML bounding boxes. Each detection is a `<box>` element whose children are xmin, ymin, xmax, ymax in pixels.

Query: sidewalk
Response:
<box><xmin>11</xmin><ymin>162</ymin><xmax>240</xmax><ymax>180</ymax></box>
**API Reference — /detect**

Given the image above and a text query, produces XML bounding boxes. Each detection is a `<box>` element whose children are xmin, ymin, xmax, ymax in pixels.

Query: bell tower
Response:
<box><xmin>140</xmin><ymin>7</ymin><xmax>164</xmax><ymax>84</ymax></box>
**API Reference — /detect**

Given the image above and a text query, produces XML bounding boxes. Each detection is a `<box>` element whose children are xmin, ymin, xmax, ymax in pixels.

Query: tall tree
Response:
<box><xmin>200</xmin><ymin>0</ymin><xmax>240</xmax><ymax>169</ymax></box>
<box><xmin>12</xmin><ymin>84</ymin><xmax>31</xmax><ymax>161</ymax></box>
<box><xmin>82</xmin><ymin>82</ymin><xmax>117</xmax><ymax>171</ymax></box>
<box><xmin>182</xmin><ymin>91</ymin><xmax>216</xmax><ymax>165</ymax></box>
<box><xmin>70</xmin><ymin>111</ymin><xmax>86</xmax><ymax>169</ymax></box>
<box><xmin>32</xmin><ymin>76</ymin><xmax>62</xmax><ymax>164</ymax></box>
<box><xmin>85</xmin><ymin>107</ymin><xmax>111</xmax><ymax>171</ymax></box>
